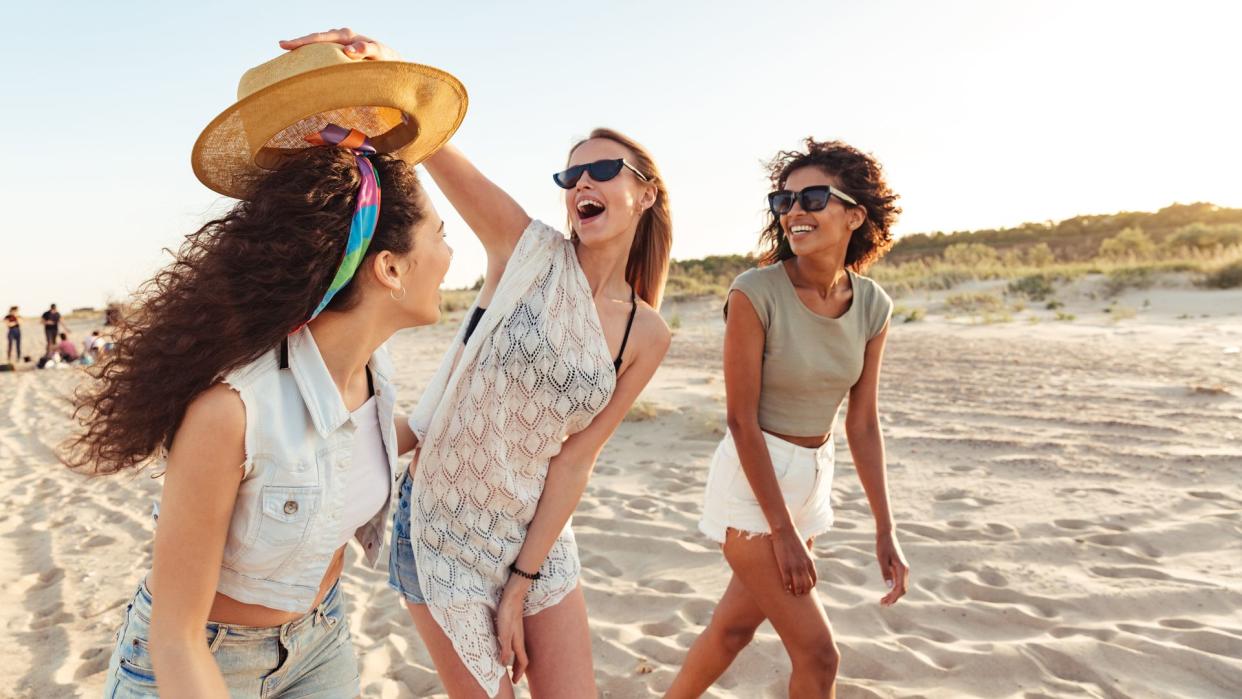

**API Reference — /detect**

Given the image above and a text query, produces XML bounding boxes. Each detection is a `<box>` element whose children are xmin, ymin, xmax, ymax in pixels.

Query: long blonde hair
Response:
<box><xmin>567</xmin><ymin>128</ymin><xmax>672</xmax><ymax>310</ymax></box>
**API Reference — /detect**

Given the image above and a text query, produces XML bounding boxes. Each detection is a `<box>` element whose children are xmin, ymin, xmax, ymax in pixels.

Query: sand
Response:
<box><xmin>2</xmin><ymin>281</ymin><xmax>1241</xmax><ymax>698</ymax></box>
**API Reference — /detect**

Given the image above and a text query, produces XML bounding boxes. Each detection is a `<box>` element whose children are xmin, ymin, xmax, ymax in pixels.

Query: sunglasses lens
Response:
<box><xmin>588</xmin><ymin>159</ymin><xmax>625</xmax><ymax>182</ymax></box>
<box><xmin>801</xmin><ymin>187</ymin><xmax>831</xmax><ymax>212</ymax></box>
<box><xmin>769</xmin><ymin>191</ymin><xmax>794</xmax><ymax>215</ymax></box>
<box><xmin>553</xmin><ymin>165</ymin><xmax>583</xmax><ymax>189</ymax></box>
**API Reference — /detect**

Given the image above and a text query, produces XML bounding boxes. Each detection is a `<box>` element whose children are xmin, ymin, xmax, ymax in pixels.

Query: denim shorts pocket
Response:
<box><xmin>256</xmin><ymin>485</ymin><xmax>321</xmax><ymax>546</ymax></box>
<box><xmin>116</xmin><ymin>631</ymin><xmax>158</xmax><ymax>687</ymax></box>
<box><xmin>392</xmin><ymin>535</ymin><xmax>425</xmax><ymax>602</ymax></box>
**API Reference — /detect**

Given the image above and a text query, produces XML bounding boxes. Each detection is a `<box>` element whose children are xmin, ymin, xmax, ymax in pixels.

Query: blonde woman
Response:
<box><xmin>279</xmin><ymin>29</ymin><xmax>676</xmax><ymax>698</ymax></box>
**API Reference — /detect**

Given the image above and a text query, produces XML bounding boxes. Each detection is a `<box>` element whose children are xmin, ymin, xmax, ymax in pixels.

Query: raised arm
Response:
<box><xmin>279</xmin><ymin>29</ymin><xmax>531</xmax><ymax>302</ymax></box>
<box><xmin>420</xmin><ymin>144</ymin><xmax>531</xmax><ymax>299</ymax></box>
<box><xmin>146</xmin><ymin>384</ymin><xmax>246</xmax><ymax>695</ymax></box>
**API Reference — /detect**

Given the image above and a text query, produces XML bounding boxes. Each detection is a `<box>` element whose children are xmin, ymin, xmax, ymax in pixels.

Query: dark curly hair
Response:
<box><xmin>758</xmin><ymin>138</ymin><xmax>901</xmax><ymax>270</ymax></box>
<box><xmin>65</xmin><ymin>147</ymin><xmax>426</xmax><ymax>475</ymax></box>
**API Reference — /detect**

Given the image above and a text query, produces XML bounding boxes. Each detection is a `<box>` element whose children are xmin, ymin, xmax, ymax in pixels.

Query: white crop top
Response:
<box><xmin>336</xmin><ymin>396</ymin><xmax>390</xmax><ymax>549</ymax></box>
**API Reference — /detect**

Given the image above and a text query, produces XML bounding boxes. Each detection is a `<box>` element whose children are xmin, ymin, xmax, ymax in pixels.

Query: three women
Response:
<box><xmin>77</xmin><ymin>29</ymin><xmax>907</xmax><ymax>698</ymax></box>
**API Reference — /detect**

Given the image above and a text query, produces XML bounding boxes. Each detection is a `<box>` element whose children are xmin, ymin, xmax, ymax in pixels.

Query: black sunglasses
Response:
<box><xmin>768</xmin><ymin>185</ymin><xmax>858</xmax><ymax>216</ymax></box>
<box><xmin>553</xmin><ymin>158</ymin><xmax>650</xmax><ymax>189</ymax></box>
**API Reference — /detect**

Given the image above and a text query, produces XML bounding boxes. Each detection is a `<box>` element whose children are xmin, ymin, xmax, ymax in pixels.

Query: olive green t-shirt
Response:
<box><xmin>727</xmin><ymin>262</ymin><xmax>893</xmax><ymax>437</ymax></box>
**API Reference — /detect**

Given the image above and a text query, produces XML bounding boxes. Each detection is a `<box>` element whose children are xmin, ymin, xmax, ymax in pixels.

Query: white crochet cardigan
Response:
<box><xmin>408</xmin><ymin>220</ymin><xmax>616</xmax><ymax>695</ymax></box>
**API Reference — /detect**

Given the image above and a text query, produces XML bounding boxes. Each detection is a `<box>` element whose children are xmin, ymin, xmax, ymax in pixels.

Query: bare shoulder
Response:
<box><xmin>170</xmin><ymin>383</ymin><xmax>247</xmax><ymax>473</ymax></box>
<box><xmin>633</xmin><ymin>303</ymin><xmax>672</xmax><ymax>357</ymax></box>
<box><xmin>182</xmin><ymin>383</ymin><xmax>246</xmax><ymax>433</ymax></box>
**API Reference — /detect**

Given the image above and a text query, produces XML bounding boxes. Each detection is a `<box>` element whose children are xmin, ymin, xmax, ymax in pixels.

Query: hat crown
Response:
<box><xmin>237</xmin><ymin>44</ymin><xmax>353</xmax><ymax>100</ymax></box>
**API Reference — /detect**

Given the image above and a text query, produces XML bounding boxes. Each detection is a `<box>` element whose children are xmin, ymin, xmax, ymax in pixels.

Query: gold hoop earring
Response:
<box><xmin>390</xmin><ymin>286</ymin><xmax>406</xmax><ymax>301</ymax></box>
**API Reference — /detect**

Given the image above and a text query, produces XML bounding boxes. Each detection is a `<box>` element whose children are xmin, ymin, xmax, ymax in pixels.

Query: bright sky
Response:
<box><xmin>4</xmin><ymin>0</ymin><xmax>1240</xmax><ymax>314</ymax></box>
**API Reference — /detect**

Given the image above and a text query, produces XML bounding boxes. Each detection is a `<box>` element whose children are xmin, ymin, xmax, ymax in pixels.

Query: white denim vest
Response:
<box><xmin>178</xmin><ymin>326</ymin><xmax>403</xmax><ymax>613</ymax></box>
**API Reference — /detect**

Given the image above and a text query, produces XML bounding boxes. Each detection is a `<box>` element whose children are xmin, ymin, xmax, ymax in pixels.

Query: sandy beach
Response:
<box><xmin>2</xmin><ymin>279</ymin><xmax>1240</xmax><ymax>698</ymax></box>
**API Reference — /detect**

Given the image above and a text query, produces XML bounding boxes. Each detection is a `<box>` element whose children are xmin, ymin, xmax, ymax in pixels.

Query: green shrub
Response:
<box><xmin>1203</xmin><ymin>259</ymin><xmax>1242</xmax><ymax>289</ymax></box>
<box><xmin>1007</xmin><ymin>273</ymin><xmax>1057</xmax><ymax>301</ymax></box>
<box><xmin>1104</xmin><ymin>267</ymin><xmax>1156</xmax><ymax>296</ymax></box>
<box><xmin>1098</xmin><ymin>227</ymin><xmax>1155</xmax><ymax>261</ymax></box>
<box><xmin>1024</xmin><ymin>243</ymin><xmax>1056</xmax><ymax>267</ymax></box>
<box><xmin>1166</xmin><ymin>223</ymin><xmax>1242</xmax><ymax>251</ymax></box>
<box><xmin>944</xmin><ymin>292</ymin><xmax>1005</xmax><ymax>315</ymax></box>
<box><xmin>942</xmin><ymin>242</ymin><xmax>999</xmax><ymax>267</ymax></box>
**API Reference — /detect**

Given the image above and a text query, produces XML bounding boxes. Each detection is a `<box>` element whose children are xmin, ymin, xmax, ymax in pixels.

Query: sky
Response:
<box><xmin>3</xmin><ymin>0</ymin><xmax>1240</xmax><ymax>314</ymax></box>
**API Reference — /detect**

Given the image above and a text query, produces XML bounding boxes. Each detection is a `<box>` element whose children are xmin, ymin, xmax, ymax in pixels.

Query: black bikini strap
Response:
<box><xmin>614</xmin><ymin>287</ymin><xmax>638</xmax><ymax>372</ymax></box>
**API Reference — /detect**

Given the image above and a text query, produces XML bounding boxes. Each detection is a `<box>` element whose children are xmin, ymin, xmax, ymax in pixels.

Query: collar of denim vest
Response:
<box><xmin>286</xmin><ymin>325</ymin><xmax>396</xmax><ymax>438</ymax></box>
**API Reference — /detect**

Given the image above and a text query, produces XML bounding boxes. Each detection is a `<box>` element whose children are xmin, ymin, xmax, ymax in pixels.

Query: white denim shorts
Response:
<box><xmin>699</xmin><ymin>430</ymin><xmax>835</xmax><ymax>543</ymax></box>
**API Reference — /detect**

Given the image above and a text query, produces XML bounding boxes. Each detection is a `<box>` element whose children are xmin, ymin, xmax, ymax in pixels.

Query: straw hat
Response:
<box><xmin>192</xmin><ymin>43</ymin><xmax>467</xmax><ymax>199</ymax></box>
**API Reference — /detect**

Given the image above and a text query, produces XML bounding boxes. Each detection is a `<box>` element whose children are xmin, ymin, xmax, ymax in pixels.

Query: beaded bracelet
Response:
<box><xmin>509</xmin><ymin>563</ymin><xmax>542</xmax><ymax>581</ymax></box>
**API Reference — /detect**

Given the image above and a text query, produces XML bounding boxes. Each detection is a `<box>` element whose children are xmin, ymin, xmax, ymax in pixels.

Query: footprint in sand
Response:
<box><xmin>975</xmin><ymin>568</ymin><xmax>1009</xmax><ymax>587</ymax></box>
<box><xmin>1088</xmin><ymin>565</ymin><xmax>1173</xmax><ymax>581</ymax></box>
<box><xmin>679</xmin><ymin>598</ymin><xmax>715</xmax><ymax>626</ymax></box>
<box><xmin>639</xmin><ymin>620</ymin><xmax>680</xmax><ymax>637</ymax></box>
<box><xmin>816</xmin><ymin>562</ymin><xmax>867</xmax><ymax>586</ymax></box>
<box><xmin>941</xmin><ymin>579</ymin><xmax>1059</xmax><ymax>619</ymax></box>
<box><xmin>1048</xmin><ymin>625</ymin><xmax>1118</xmax><ymax>642</ymax></box>
<box><xmin>670</xmin><ymin>500</ymin><xmax>698</xmax><ymax>514</ymax></box>
<box><xmin>933</xmin><ymin>488</ymin><xmax>1000</xmax><ymax>507</ymax></box>
<box><xmin>1052</xmin><ymin>518</ymin><xmax>1092</xmax><ymax>530</ymax></box>
<box><xmin>29</xmin><ymin>610</ymin><xmax>74</xmax><ymax>630</ymax></box>
<box><xmin>984</xmin><ymin>522</ymin><xmax>1016</xmax><ymax>537</ymax></box>
<box><xmin>38</xmin><ymin>567</ymin><xmax>64</xmax><ymax>584</ymax></box>
<box><xmin>582</xmin><ymin>554</ymin><xmax>624</xmax><ymax>578</ymax></box>
<box><xmin>627</xmin><ymin>497</ymin><xmax>660</xmax><ymax>512</ymax></box>
<box><xmin>1082</xmin><ymin>533</ymin><xmax>1162</xmax><ymax>558</ymax></box>
<box><xmin>84</xmin><ymin>534</ymin><xmax>116</xmax><ymax>547</ymax></box>
<box><xmin>1171</xmin><ymin>629</ymin><xmax>1242</xmax><ymax>658</ymax></box>
<box><xmin>639</xmin><ymin>578</ymin><xmax>693</xmax><ymax>594</ymax></box>
<box><xmin>1157</xmin><ymin>618</ymin><xmax>1203</xmax><ymax>630</ymax></box>
<box><xmin>1187</xmin><ymin>490</ymin><xmax>1229</xmax><ymax>501</ymax></box>
<box><xmin>73</xmin><ymin>647</ymin><xmax>111</xmax><ymax>680</ymax></box>
<box><xmin>946</xmin><ymin>563</ymin><xmax>1007</xmax><ymax>587</ymax></box>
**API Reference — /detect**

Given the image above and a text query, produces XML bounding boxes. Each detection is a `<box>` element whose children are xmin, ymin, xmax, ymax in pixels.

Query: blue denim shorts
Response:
<box><xmin>387</xmin><ymin>469</ymin><xmax>426</xmax><ymax>604</ymax></box>
<box><xmin>101</xmin><ymin>578</ymin><xmax>360</xmax><ymax>698</ymax></box>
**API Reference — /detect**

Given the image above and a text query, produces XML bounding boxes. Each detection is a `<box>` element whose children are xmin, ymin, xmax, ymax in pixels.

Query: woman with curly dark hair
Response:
<box><xmin>667</xmin><ymin>139</ymin><xmax>910</xmax><ymax>698</ymax></box>
<box><xmin>69</xmin><ymin>43</ymin><xmax>466</xmax><ymax>696</ymax></box>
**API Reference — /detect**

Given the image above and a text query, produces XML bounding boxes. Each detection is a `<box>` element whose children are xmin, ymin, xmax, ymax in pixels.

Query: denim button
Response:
<box><xmin>283</xmin><ymin>500</ymin><xmax>298</xmax><ymax>515</ymax></box>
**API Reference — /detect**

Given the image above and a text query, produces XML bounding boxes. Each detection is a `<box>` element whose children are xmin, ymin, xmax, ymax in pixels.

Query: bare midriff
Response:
<box><xmin>149</xmin><ymin>545</ymin><xmax>347</xmax><ymax>627</ymax></box>
<box><xmin>762</xmin><ymin>428</ymin><xmax>830</xmax><ymax>450</ymax></box>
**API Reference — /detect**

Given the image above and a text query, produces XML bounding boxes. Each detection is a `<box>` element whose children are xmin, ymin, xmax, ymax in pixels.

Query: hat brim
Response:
<box><xmin>192</xmin><ymin>60</ymin><xmax>467</xmax><ymax>199</ymax></box>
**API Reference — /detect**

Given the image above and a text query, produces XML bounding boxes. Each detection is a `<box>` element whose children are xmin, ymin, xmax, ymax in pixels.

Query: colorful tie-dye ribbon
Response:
<box><xmin>299</xmin><ymin>124</ymin><xmax>381</xmax><ymax>328</ymax></box>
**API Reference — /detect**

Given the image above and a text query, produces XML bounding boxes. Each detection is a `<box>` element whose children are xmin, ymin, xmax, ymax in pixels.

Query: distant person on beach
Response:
<box><xmin>83</xmin><ymin>330</ymin><xmax>103</xmax><ymax>356</ymax></box>
<box><xmin>42</xmin><ymin>303</ymin><xmax>60</xmax><ymax>352</ymax></box>
<box><xmin>282</xmin><ymin>29</ymin><xmax>674</xmax><ymax>699</ymax></box>
<box><xmin>4</xmin><ymin>306</ymin><xmax>19</xmax><ymax>363</ymax></box>
<box><xmin>667</xmin><ymin>139</ymin><xmax>909</xmax><ymax>699</ymax></box>
<box><xmin>65</xmin><ymin>42</ymin><xmax>466</xmax><ymax>697</ymax></box>
<box><xmin>56</xmin><ymin>332</ymin><xmax>80</xmax><ymax>363</ymax></box>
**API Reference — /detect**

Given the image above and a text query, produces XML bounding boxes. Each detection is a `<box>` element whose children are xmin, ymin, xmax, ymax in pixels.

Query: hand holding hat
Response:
<box><xmin>279</xmin><ymin>28</ymin><xmax>402</xmax><ymax>62</ymax></box>
<box><xmin>192</xmin><ymin>30</ymin><xmax>466</xmax><ymax>199</ymax></box>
